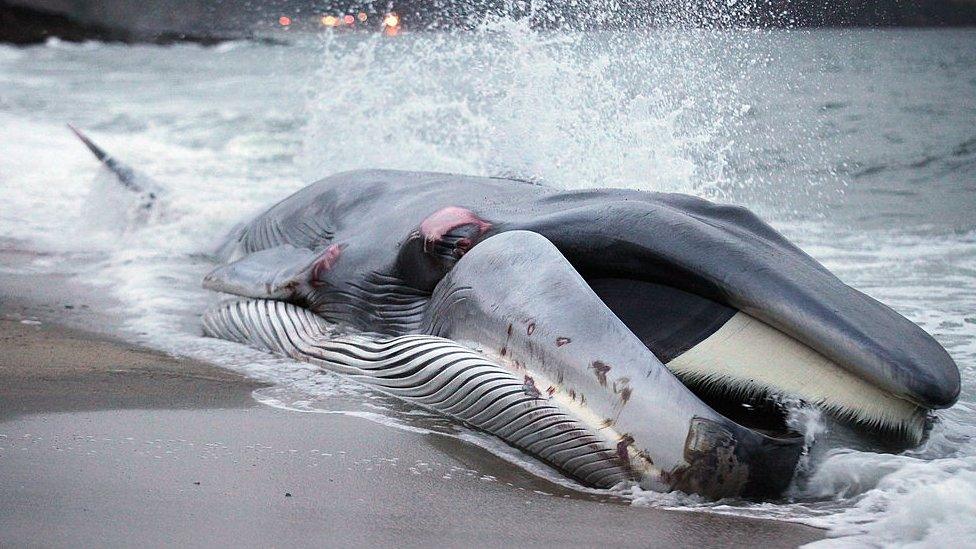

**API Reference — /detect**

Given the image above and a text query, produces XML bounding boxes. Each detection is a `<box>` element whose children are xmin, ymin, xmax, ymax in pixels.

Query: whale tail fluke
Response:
<box><xmin>68</xmin><ymin>124</ymin><xmax>161</xmax><ymax>213</ymax></box>
<box><xmin>68</xmin><ymin>124</ymin><xmax>110</xmax><ymax>161</ymax></box>
<box><xmin>68</xmin><ymin>124</ymin><xmax>154</xmax><ymax>195</ymax></box>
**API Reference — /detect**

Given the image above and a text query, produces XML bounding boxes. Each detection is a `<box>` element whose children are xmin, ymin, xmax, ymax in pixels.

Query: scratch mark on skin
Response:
<box><xmin>556</xmin><ymin>337</ymin><xmax>571</xmax><ymax>347</ymax></box>
<box><xmin>523</xmin><ymin>375</ymin><xmax>542</xmax><ymax>398</ymax></box>
<box><xmin>616</xmin><ymin>435</ymin><xmax>635</xmax><ymax>464</ymax></box>
<box><xmin>612</xmin><ymin>377</ymin><xmax>632</xmax><ymax>405</ymax></box>
<box><xmin>568</xmin><ymin>389</ymin><xmax>577</xmax><ymax>401</ymax></box>
<box><xmin>600</xmin><ymin>418</ymin><xmax>615</xmax><ymax>429</ymax></box>
<box><xmin>527</xmin><ymin>322</ymin><xmax>536</xmax><ymax>336</ymax></box>
<box><xmin>507</xmin><ymin>323</ymin><xmax>513</xmax><ymax>337</ymax></box>
<box><xmin>591</xmin><ymin>361</ymin><xmax>611</xmax><ymax>386</ymax></box>
<box><xmin>546</xmin><ymin>385</ymin><xmax>557</xmax><ymax>397</ymax></box>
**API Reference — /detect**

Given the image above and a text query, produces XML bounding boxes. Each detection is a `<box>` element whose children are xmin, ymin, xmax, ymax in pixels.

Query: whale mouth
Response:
<box><xmin>521</xmin><ymin>193</ymin><xmax>960</xmax><ymax>438</ymax></box>
<box><xmin>586</xmin><ymin>277</ymin><xmax>929</xmax><ymax>443</ymax></box>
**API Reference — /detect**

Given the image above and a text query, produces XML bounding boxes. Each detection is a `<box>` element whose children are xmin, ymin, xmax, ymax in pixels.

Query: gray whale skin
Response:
<box><xmin>73</xmin><ymin>129</ymin><xmax>960</xmax><ymax>500</ymax></box>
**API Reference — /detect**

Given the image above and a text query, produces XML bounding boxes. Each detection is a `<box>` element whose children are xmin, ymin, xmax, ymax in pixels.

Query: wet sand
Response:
<box><xmin>0</xmin><ymin>264</ymin><xmax>824</xmax><ymax>547</ymax></box>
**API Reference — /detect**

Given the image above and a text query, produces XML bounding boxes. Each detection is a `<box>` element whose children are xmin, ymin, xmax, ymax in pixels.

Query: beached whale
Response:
<box><xmin>71</xmin><ymin>126</ymin><xmax>959</xmax><ymax>500</ymax></box>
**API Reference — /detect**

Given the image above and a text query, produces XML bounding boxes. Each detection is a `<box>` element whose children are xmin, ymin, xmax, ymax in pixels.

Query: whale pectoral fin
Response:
<box><xmin>202</xmin><ymin>244</ymin><xmax>336</xmax><ymax>299</ymax></box>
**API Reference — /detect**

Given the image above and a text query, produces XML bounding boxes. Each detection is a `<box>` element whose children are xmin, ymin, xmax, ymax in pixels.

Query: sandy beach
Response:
<box><xmin>2</xmin><ymin>17</ymin><xmax>973</xmax><ymax>546</ymax></box>
<box><xmin>0</xmin><ymin>240</ymin><xmax>823</xmax><ymax>547</ymax></box>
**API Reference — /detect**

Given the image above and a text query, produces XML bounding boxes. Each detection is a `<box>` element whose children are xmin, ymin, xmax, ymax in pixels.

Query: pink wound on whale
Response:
<box><xmin>420</xmin><ymin>206</ymin><xmax>492</xmax><ymax>244</ymax></box>
<box><xmin>310</xmin><ymin>243</ymin><xmax>346</xmax><ymax>285</ymax></box>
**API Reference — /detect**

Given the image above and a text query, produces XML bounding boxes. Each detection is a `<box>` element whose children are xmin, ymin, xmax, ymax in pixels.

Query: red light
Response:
<box><xmin>343</xmin><ymin>14</ymin><xmax>355</xmax><ymax>25</ymax></box>
<box><xmin>278</xmin><ymin>16</ymin><xmax>291</xmax><ymax>26</ymax></box>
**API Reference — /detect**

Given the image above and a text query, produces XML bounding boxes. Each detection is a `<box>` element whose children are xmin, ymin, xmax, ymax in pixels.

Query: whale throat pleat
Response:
<box><xmin>202</xmin><ymin>298</ymin><xmax>635</xmax><ymax>488</ymax></box>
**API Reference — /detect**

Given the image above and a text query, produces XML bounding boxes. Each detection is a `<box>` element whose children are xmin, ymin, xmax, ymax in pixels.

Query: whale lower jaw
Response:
<box><xmin>667</xmin><ymin>312</ymin><xmax>927</xmax><ymax>444</ymax></box>
<box><xmin>202</xmin><ymin>297</ymin><xmax>656</xmax><ymax>489</ymax></box>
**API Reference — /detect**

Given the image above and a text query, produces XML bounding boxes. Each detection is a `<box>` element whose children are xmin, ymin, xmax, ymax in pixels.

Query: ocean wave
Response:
<box><xmin>0</xmin><ymin>25</ymin><xmax>973</xmax><ymax>547</ymax></box>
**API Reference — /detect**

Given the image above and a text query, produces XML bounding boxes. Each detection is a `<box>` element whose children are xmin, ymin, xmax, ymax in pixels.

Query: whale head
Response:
<box><xmin>515</xmin><ymin>192</ymin><xmax>960</xmax><ymax>436</ymax></box>
<box><xmin>409</xmin><ymin>190</ymin><xmax>959</xmax><ymax>497</ymax></box>
<box><xmin>181</xmin><ymin>167</ymin><xmax>962</xmax><ymax>499</ymax></box>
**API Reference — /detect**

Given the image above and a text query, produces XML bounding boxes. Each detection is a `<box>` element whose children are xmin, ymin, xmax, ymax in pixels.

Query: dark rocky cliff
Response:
<box><xmin>3</xmin><ymin>0</ymin><xmax>974</xmax><ymax>47</ymax></box>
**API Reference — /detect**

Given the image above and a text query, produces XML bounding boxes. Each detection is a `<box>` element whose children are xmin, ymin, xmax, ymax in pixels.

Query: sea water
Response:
<box><xmin>0</xmin><ymin>25</ymin><xmax>974</xmax><ymax>547</ymax></box>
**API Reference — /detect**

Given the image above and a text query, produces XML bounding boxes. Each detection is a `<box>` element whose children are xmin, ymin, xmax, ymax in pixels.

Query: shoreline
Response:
<box><xmin>0</xmin><ymin>317</ymin><xmax>265</xmax><ymax>421</ymax></box>
<box><xmin>0</xmin><ymin>246</ymin><xmax>824</xmax><ymax>547</ymax></box>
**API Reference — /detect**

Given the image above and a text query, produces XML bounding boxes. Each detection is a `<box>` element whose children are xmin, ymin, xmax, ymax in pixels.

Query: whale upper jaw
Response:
<box><xmin>518</xmin><ymin>193</ymin><xmax>960</xmax><ymax>434</ymax></box>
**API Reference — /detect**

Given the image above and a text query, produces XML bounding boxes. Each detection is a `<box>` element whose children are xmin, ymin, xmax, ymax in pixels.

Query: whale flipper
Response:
<box><xmin>202</xmin><ymin>244</ymin><xmax>346</xmax><ymax>301</ymax></box>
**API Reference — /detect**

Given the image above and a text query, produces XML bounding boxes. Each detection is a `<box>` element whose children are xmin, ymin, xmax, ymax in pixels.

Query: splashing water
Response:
<box><xmin>0</xmin><ymin>7</ymin><xmax>974</xmax><ymax>546</ymax></box>
<box><xmin>299</xmin><ymin>17</ymin><xmax>790</xmax><ymax>198</ymax></box>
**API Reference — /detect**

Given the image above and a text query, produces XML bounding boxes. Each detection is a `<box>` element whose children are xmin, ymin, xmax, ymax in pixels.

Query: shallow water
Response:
<box><xmin>0</xmin><ymin>27</ymin><xmax>974</xmax><ymax>547</ymax></box>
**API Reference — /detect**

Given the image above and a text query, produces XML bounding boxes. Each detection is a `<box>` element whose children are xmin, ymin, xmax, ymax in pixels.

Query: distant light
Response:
<box><xmin>343</xmin><ymin>14</ymin><xmax>355</xmax><ymax>25</ymax></box>
<box><xmin>321</xmin><ymin>15</ymin><xmax>339</xmax><ymax>27</ymax></box>
<box><xmin>382</xmin><ymin>13</ymin><xmax>400</xmax><ymax>28</ymax></box>
<box><xmin>357</xmin><ymin>12</ymin><xmax>368</xmax><ymax>22</ymax></box>
<box><xmin>278</xmin><ymin>15</ymin><xmax>291</xmax><ymax>26</ymax></box>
